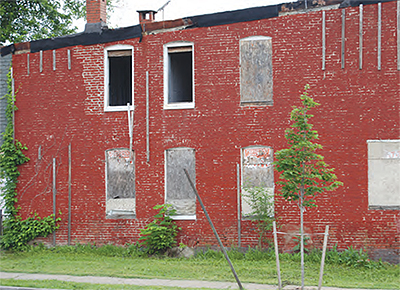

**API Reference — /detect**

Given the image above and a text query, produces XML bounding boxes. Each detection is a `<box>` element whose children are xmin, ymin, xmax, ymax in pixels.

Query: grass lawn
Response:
<box><xmin>0</xmin><ymin>246</ymin><xmax>399</xmax><ymax>289</ymax></box>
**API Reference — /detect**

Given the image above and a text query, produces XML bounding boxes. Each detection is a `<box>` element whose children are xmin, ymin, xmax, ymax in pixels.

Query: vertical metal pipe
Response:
<box><xmin>67</xmin><ymin>50</ymin><xmax>71</xmax><ymax>70</ymax></box>
<box><xmin>11</xmin><ymin>67</ymin><xmax>15</xmax><ymax>143</ymax></box>
<box><xmin>53</xmin><ymin>158</ymin><xmax>56</xmax><ymax>247</ymax></box>
<box><xmin>378</xmin><ymin>3</ymin><xmax>382</xmax><ymax>71</ymax></box>
<box><xmin>341</xmin><ymin>9</ymin><xmax>346</xmax><ymax>69</ymax></box>
<box><xmin>184</xmin><ymin>169</ymin><xmax>243</xmax><ymax>290</ymax></box>
<box><xmin>397</xmin><ymin>0</ymin><xmax>400</xmax><ymax>70</ymax></box>
<box><xmin>40</xmin><ymin>50</ymin><xmax>43</xmax><ymax>73</ymax></box>
<box><xmin>145</xmin><ymin>71</ymin><xmax>149</xmax><ymax>162</ymax></box>
<box><xmin>68</xmin><ymin>144</ymin><xmax>72</xmax><ymax>246</ymax></box>
<box><xmin>27</xmin><ymin>54</ymin><xmax>30</xmax><ymax>76</ymax></box>
<box><xmin>53</xmin><ymin>50</ymin><xmax>56</xmax><ymax>71</ymax></box>
<box><xmin>359</xmin><ymin>4</ymin><xmax>363</xmax><ymax>70</ymax></box>
<box><xmin>322</xmin><ymin>11</ymin><xmax>326</xmax><ymax>71</ymax></box>
<box><xmin>273</xmin><ymin>221</ymin><xmax>282</xmax><ymax>290</ymax></box>
<box><xmin>237</xmin><ymin>163</ymin><xmax>241</xmax><ymax>248</ymax></box>
<box><xmin>318</xmin><ymin>225</ymin><xmax>330</xmax><ymax>290</ymax></box>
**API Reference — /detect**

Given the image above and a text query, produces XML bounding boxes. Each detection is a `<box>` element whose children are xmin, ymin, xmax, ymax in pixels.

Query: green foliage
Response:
<box><xmin>292</xmin><ymin>233</ymin><xmax>310</xmax><ymax>253</ymax></box>
<box><xmin>139</xmin><ymin>204</ymin><xmax>181</xmax><ymax>255</ymax></box>
<box><xmin>0</xmin><ymin>0</ymin><xmax>116</xmax><ymax>45</ymax></box>
<box><xmin>0</xmin><ymin>213</ymin><xmax>60</xmax><ymax>251</ymax></box>
<box><xmin>242</xmin><ymin>186</ymin><xmax>274</xmax><ymax>247</ymax></box>
<box><xmin>274</xmin><ymin>84</ymin><xmax>343</xmax><ymax>208</ymax></box>
<box><xmin>0</xmin><ymin>0</ymin><xmax>84</xmax><ymax>45</ymax></box>
<box><xmin>0</xmin><ymin>68</ymin><xmax>58</xmax><ymax>251</ymax></box>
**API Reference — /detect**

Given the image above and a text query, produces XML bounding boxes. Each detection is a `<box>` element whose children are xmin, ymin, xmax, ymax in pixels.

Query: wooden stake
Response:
<box><xmin>273</xmin><ymin>221</ymin><xmax>282</xmax><ymax>290</ymax></box>
<box><xmin>318</xmin><ymin>225</ymin><xmax>329</xmax><ymax>290</ymax></box>
<box><xmin>184</xmin><ymin>169</ymin><xmax>243</xmax><ymax>290</ymax></box>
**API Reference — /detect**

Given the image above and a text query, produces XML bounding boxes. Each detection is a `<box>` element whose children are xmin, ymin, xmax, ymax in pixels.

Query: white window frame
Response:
<box><xmin>164</xmin><ymin>147</ymin><xmax>196</xmax><ymax>220</ymax></box>
<box><xmin>163</xmin><ymin>41</ymin><xmax>195</xmax><ymax>110</ymax></box>
<box><xmin>104</xmin><ymin>44</ymin><xmax>134</xmax><ymax>112</ymax></box>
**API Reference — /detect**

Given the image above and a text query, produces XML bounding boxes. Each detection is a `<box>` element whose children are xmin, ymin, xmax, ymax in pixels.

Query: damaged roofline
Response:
<box><xmin>0</xmin><ymin>0</ymin><xmax>395</xmax><ymax>56</ymax></box>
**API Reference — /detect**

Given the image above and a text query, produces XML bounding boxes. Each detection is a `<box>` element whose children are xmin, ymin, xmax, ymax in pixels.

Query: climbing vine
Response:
<box><xmin>0</xmin><ymin>68</ymin><xmax>59</xmax><ymax>251</ymax></box>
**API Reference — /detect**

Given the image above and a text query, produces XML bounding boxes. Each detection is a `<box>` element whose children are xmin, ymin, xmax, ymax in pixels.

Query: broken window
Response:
<box><xmin>241</xmin><ymin>146</ymin><xmax>274</xmax><ymax>219</ymax></box>
<box><xmin>165</xmin><ymin>148</ymin><xmax>196</xmax><ymax>219</ymax></box>
<box><xmin>106</xmin><ymin>149</ymin><xmax>135</xmax><ymax>218</ymax></box>
<box><xmin>164</xmin><ymin>42</ymin><xmax>194</xmax><ymax>109</ymax></box>
<box><xmin>105</xmin><ymin>45</ymin><xmax>133</xmax><ymax>111</ymax></box>
<box><xmin>240</xmin><ymin>36</ymin><xmax>273</xmax><ymax>106</ymax></box>
<box><xmin>368</xmin><ymin>140</ymin><xmax>400</xmax><ymax>210</ymax></box>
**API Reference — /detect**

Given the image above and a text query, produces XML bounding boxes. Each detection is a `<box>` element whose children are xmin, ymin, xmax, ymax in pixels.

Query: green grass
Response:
<box><xmin>0</xmin><ymin>245</ymin><xmax>399</xmax><ymax>289</ymax></box>
<box><xmin>0</xmin><ymin>279</ymin><xmax>219</xmax><ymax>290</ymax></box>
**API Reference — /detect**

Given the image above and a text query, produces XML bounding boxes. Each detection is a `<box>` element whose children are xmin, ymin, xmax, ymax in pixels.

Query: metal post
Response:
<box><xmin>68</xmin><ymin>144</ymin><xmax>72</xmax><ymax>246</ymax></box>
<box><xmin>237</xmin><ymin>163</ymin><xmax>241</xmax><ymax>248</ymax></box>
<box><xmin>184</xmin><ymin>169</ymin><xmax>243</xmax><ymax>290</ymax></box>
<box><xmin>273</xmin><ymin>221</ymin><xmax>282</xmax><ymax>290</ymax></box>
<box><xmin>53</xmin><ymin>158</ymin><xmax>56</xmax><ymax>247</ymax></box>
<box><xmin>318</xmin><ymin>225</ymin><xmax>330</xmax><ymax>290</ymax></box>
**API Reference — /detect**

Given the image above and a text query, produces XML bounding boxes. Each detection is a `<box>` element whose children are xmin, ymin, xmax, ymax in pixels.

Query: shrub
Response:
<box><xmin>139</xmin><ymin>204</ymin><xmax>181</xmax><ymax>255</ymax></box>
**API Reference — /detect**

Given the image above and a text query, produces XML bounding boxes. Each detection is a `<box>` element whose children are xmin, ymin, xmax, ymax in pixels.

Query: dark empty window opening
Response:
<box><xmin>108</xmin><ymin>50</ymin><xmax>132</xmax><ymax>106</ymax></box>
<box><xmin>168</xmin><ymin>47</ymin><xmax>193</xmax><ymax>103</ymax></box>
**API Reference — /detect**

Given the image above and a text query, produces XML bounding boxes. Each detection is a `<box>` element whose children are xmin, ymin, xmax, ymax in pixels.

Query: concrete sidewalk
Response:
<box><xmin>0</xmin><ymin>272</ymin><xmax>390</xmax><ymax>290</ymax></box>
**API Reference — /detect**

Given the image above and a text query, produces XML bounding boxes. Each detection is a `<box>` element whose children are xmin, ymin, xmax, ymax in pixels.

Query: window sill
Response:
<box><xmin>164</xmin><ymin>103</ymin><xmax>194</xmax><ymax>110</ymax></box>
<box><xmin>368</xmin><ymin>205</ymin><xmax>400</xmax><ymax>210</ymax></box>
<box><xmin>171</xmin><ymin>215</ymin><xmax>196</xmax><ymax>220</ymax></box>
<box><xmin>105</xmin><ymin>105</ymin><xmax>134</xmax><ymax>112</ymax></box>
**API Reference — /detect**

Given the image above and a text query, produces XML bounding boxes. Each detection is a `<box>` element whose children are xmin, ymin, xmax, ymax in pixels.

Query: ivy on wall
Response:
<box><xmin>0</xmin><ymin>68</ymin><xmax>59</xmax><ymax>251</ymax></box>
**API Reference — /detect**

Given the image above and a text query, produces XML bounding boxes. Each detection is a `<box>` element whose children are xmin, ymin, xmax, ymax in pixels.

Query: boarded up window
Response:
<box><xmin>241</xmin><ymin>146</ymin><xmax>274</xmax><ymax>219</ymax></box>
<box><xmin>240</xmin><ymin>36</ymin><xmax>273</xmax><ymax>106</ymax></box>
<box><xmin>368</xmin><ymin>140</ymin><xmax>400</xmax><ymax>210</ymax></box>
<box><xmin>108</xmin><ymin>50</ymin><xmax>132</xmax><ymax>106</ymax></box>
<box><xmin>106</xmin><ymin>149</ymin><xmax>135</xmax><ymax>218</ymax></box>
<box><xmin>165</xmin><ymin>148</ymin><xmax>196</xmax><ymax>218</ymax></box>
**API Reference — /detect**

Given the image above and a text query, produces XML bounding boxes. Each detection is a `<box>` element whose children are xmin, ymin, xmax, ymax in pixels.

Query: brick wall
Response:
<box><xmin>11</xmin><ymin>2</ymin><xmax>399</xmax><ymax>262</ymax></box>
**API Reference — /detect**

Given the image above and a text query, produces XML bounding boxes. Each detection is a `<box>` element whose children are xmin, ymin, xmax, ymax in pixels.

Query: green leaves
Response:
<box><xmin>139</xmin><ymin>204</ymin><xmax>181</xmax><ymax>255</ymax></box>
<box><xmin>274</xmin><ymin>85</ymin><xmax>343</xmax><ymax>207</ymax></box>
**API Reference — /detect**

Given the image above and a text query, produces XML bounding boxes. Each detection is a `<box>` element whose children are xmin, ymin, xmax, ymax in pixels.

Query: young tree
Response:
<box><xmin>274</xmin><ymin>85</ymin><xmax>342</xmax><ymax>289</ymax></box>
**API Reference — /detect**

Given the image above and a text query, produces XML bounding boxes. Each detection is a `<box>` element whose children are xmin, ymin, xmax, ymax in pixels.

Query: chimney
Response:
<box><xmin>85</xmin><ymin>0</ymin><xmax>107</xmax><ymax>33</ymax></box>
<box><xmin>137</xmin><ymin>10</ymin><xmax>157</xmax><ymax>25</ymax></box>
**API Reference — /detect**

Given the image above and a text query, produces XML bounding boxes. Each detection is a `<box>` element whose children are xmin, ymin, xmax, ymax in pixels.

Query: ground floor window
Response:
<box><xmin>106</xmin><ymin>149</ymin><xmax>135</xmax><ymax>218</ymax></box>
<box><xmin>241</xmin><ymin>146</ymin><xmax>274</xmax><ymax>219</ymax></box>
<box><xmin>165</xmin><ymin>147</ymin><xmax>196</xmax><ymax>219</ymax></box>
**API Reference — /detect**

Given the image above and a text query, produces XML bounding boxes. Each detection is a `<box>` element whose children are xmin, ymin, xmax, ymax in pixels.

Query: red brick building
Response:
<box><xmin>1</xmin><ymin>0</ymin><xmax>399</xmax><ymax>262</ymax></box>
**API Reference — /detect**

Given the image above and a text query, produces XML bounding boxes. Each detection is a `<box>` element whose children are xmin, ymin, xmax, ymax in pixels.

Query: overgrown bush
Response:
<box><xmin>139</xmin><ymin>204</ymin><xmax>181</xmax><ymax>255</ymax></box>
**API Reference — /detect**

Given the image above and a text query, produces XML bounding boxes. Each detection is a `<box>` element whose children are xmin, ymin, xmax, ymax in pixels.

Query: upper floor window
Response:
<box><xmin>164</xmin><ymin>42</ymin><xmax>194</xmax><ymax>109</ymax></box>
<box><xmin>240</xmin><ymin>36</ymin><xmax>273</xmax><ymax>106</ymax></box>
<box><xmin>104</xmin><ymin>45</ymin><xmax>134</xmax><ymax>112</ymax></box>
